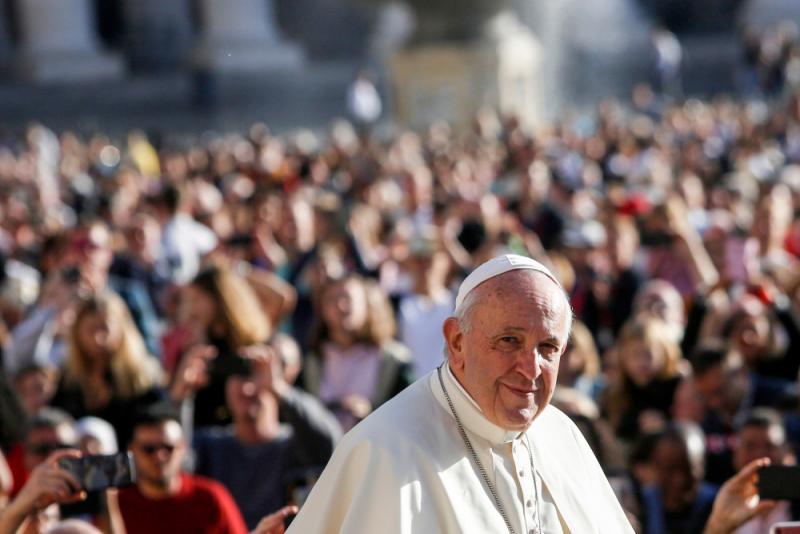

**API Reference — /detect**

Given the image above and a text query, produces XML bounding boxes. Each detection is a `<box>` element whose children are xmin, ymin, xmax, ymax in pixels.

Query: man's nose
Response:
<box><xmin>517</xmin><ymin>348</ymin><xmax>543</xmax><ymax>381</ymax></box>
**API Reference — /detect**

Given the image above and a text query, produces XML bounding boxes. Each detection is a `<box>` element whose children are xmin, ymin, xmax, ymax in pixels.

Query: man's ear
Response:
<box><xmin>443</xmin><ymin>317</ymin><xmax>465</xmax><ymax>371</ymax></box>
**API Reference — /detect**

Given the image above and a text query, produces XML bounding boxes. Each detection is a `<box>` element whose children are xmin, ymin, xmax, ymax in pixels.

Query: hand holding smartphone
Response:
<box><xmin>57</xmin><ymin>452</ymin><xmax>136</xmax><ymax>493</ymax></box>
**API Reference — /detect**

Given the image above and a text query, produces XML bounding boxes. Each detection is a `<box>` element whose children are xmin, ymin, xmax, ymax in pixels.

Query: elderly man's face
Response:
<box><xmin>444</xmin><ymin>271</ymin><xmax>570</xmax><ymax>431</ymax></box>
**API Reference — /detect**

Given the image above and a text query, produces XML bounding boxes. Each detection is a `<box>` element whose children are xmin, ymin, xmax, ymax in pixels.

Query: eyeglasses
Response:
<box><xmin>27</xmin><ymin>442</ymin><xmax>73</xmax><ymax>456</ymax></box>
<box><xmin>135</xmin><ymin>443</ymin><xmax>177</xmax><ymax>456</ymax></box>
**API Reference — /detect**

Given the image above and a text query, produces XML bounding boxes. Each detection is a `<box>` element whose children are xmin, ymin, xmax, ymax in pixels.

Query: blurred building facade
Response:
<box><xmin>0</xmin><ymin>0</ymin><xmax>759</xmax><ymax>83</ymax></box>
<box><xmin>0</xmin><ymin>0</ymin><xmax>378</xmax><ymax>82</ymax></box>
<box><xmin>2</xmin><ymin>0</ymin><xmax>800</xmax><ymax>133</ymax></box>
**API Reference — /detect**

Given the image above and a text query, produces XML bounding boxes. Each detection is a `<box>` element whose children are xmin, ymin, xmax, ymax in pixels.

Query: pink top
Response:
<box><xmin>319</xmin><ymin>342</ymin><xmax>383</xmax><ymax>430</ymax></box>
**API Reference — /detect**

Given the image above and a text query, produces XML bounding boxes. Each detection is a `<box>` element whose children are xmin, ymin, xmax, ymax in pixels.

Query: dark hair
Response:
<box><xmin>689</xmin><ymin>342</ymin><xmax>729</xmax><ymax>377</ymax></box>
<box><xmin>159</xmin><ymin>184</ymin><xmax>183</xmax><ymax>214</ymax></box>
<box><xmin>734</xmin><ymin>407</ymin><xmax>784</xmax><ymax>435</ymax></box>
<box><xmin>457</xmin><ymin>219</ymin><xmax>487</xmax><ymax>254</ymax></box>
<box><xmin>0</xmin><ymin>367</ymin><xmax>27</xmax><ymax>449</ymax></box>
<box><xmin>28</xmin><ymin>408</ymin><xmax>75</xmax><ymax>434</ymax></box>
<box><xmin>131</xmin><ymin>402</ymin><xmax>181</xmax><ymax>436</ymax></box>
<box><xmin>13</xmin><ymin>364</ymin><xmax>53</xmax><ymax>383</ymax></box>
<box><xmin>629</xmin><ymin>432</ymin><xmax>660</xmax><ymax>467</ymax></box>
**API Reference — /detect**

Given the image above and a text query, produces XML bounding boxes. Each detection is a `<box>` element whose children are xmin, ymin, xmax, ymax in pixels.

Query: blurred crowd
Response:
<box><xmin>0</xmin><ymin>79</ymin><xmax>800</xmax><ymax>533</ymax></box>
<box><xmin>740</xmin><ymin>21</ymin><xmax>800</xmax><ymax>98</ymax></box>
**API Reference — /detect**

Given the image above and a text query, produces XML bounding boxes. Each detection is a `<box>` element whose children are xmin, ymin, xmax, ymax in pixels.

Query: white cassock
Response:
<box><xmin>288</xmin><ymin>364</ymin><xmax>634</xmax><ymax>534</ymax></box>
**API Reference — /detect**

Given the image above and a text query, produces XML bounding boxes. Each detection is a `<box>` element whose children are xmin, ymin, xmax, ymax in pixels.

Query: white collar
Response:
<box><xmin>430</xmin><ymin>363</ymin><xmax>523</xmax><ymax>445</ymax></box>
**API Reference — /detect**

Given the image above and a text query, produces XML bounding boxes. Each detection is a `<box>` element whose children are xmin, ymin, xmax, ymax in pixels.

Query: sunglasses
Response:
<box><xmin>27</xmin><ymin>442</ymin><xmax>73</xmax><ymax>456</ymax></box>
<box><xmin>136</xmin><ymin>443</ymin><xmax>177</xmax><ymax>456</ymax></box>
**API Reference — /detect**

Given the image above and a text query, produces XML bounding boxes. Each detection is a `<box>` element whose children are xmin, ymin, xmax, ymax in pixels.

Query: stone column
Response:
<box><xmin>0</xmin><ymin>1</ymin><xmax>11</xmax><ymax>72</ymax></box>
<box><xmin>15</xmin><ymin>0</ymin><xmax>123</xmax><ymax>82</ymax></box>
<box><xmin>193</xmin><ymin>0</ymin><xmax>303</xmax><ymax>73</ymax></box>
<box><xmin>122</xmin><ymin>0</ymin><xmax>193</xmax><ymax>72</ymax></box>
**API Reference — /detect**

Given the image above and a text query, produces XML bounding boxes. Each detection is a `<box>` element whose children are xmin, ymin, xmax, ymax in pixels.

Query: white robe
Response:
<box><xmin>288</xmin><ymin>365</ymin><xmax>634</xmax><ymax>534</ymax></box>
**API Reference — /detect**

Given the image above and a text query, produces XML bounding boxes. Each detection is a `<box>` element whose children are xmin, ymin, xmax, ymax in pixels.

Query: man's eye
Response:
<box><xmin>498</xmin><ymin>336</ymin><xmax>520</xmax><ymax>346</ymax></box>
<box><xmin>539</xmin><ymin>344</ymin><xmax>559</xmax><ymax>357</ymax></box>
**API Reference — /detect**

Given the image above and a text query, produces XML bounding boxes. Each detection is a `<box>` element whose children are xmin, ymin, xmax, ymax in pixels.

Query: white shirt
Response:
<box><xmin>397</xmin><ymin>292</ymin><xmax>453</xmax><ymax>378</ymax></box>
<box><xmin>159</xmin><ymin>213</ymin><xmax>217</xmax><ymax>284</ymax></box>
<box><xmin>288</xmin><ymin>364</ymin><xmax>633</xmax><ymax>534</ymax></box>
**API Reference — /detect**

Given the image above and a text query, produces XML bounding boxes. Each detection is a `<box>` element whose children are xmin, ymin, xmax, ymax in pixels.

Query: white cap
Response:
<box><xmin>454</xmin><ymin>254</ymin><xmax>561</xmax><ymax>313</ymax></box>
<box><xmin>76</xmin><ymin>416</ymin><xmax>118</xmax><ymax>455</ymax></box>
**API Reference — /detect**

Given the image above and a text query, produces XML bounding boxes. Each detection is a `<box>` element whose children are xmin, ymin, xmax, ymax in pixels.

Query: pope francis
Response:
<box><xmin>287</xmin><ymin>254</ymin><xmax>634</xmax><ymax>533</ymax></box>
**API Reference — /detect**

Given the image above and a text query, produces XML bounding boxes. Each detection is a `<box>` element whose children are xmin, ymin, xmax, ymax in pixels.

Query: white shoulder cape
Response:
<box><xmin>287</xmin><ymin>370</ymin><xmax>634</xmax><ymax>533</ymax></box>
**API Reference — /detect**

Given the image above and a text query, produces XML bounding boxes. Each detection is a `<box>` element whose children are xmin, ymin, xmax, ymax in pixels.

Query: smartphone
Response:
<box><xmin>771</xmin><ymin>523</ymin><xmax>800</xmax><ymax>534</ymax></box>
<box><xmin>58</xmin><ymin>452</ymin><xmax>136</xmax><ymax>492</ymax></box>
<box><xmin>208</xmin><ymin>350</ymin><xmax>252</xmax><ymax>379</ymax></box>
<box><xmin>758</xmin><ymin>465</ymin><xmax>800</xmax><ymax>500</ymax></box>
<box><xmin>60</xmin><ymin>266</ymin><xmax>81</xmax><ymax>285</ymax></box>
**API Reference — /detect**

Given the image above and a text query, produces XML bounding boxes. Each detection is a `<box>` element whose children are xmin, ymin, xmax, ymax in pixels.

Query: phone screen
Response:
<box><xmin>58</xmin><ymin>452</ymin><xmax>136</xmax><ymax>492</ymax></box>
<box><xmin>772</xmin><ymin>523</ymin><xmax>800</xmax><ymax>534</ymax></box>
<box><xmin>758</xmin><ymin>466</ymin><xmax>800</xmax><ymax>500</ymax></box>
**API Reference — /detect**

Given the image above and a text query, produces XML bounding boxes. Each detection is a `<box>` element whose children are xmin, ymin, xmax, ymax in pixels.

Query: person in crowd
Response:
<box><xmin>13</xmin><ymin>365</ymin><xmax>58</xmax><ymax>417</ymax></box>
<box><xmin>9</xmin><ymin>408</ymin><xmax>115</xmax><ymax>531</ymax></box>
<box><xmin>0</xmin><ymin>448</ymin><xmax>92</xmax><ymax>534</ymax></box>
<box><xmin>51</xmin><ymin>292</ymin><xmax>163</xmax><ymax>445</ymax></box>
<box><xmin>639</xmin><ymin>423</ymin><xmax>718</xmax><ymax>534</ymax></box>
<box><xmin>193</xmin><ymin>344</ymin><xmax>341</xmax><ymax>529</ymax></box>
<box><xmin>632</xmin><ymin>279</ymin><xmax>686</xmax><ymax>345</ymax></box>
<box><xmin>302</xmin><ymin>273</ymin><xmax>414</xmax><ymax>431</ymax></box>
<box><xmin>168</xmin><ymin>266</ymin><xmax>272</xmax><ymax>429</ymax></box>
<box><xmin>110</xmin><ymin>213</ymin><xmax>171</xmax><ymax>318</ymax></box>
<box><xmin>117</xmin><ymin>404</ymin><xmax>248</xmax><ymax>534</ymax></box>
<box><xmin>556</xmin><ymin>319</ymin><xmax>604</xmax><ymax>401</ymax></box>
<box><xmin>4</xmin><ymin>221</ymin><xmax>161</xmax><ymax>375</ymax></box>
<box><xmin>730</xmin><ymin>408</ymin><xmax>798</xmax><ymax>533</ymax></box>
<box><xmin>579</xmin><ymin>214</ymin><xmax>646</xmax><ymax>353</ymax></box>
<box><xmin>602</xmin><ymin>318</ymin><xmax>684</xmax><ymax>441</ymax></box>
<box><xmin>395</xmin><ymin>229</ymin><xmax>454</xmax><ymax>378</ymax></box>
<box><xmin>153</xmin><ymin>184</ymin><xmax>218</xmax><ymax>286</ymax></box>
<box><xmin>723</xmin><ymin>288</ymin><xmax>800</xmax><ymax>382</ymax></box>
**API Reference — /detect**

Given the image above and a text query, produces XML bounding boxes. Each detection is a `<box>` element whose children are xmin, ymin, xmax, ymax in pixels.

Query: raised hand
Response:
<box><xmin>170</xmin><ymin>344</ymin><xmax>217</xmax><ymax>402</ymax></box>
<box><xmin>704</xmin><ymin>458</ymin><xmax>777</xmax><ymax>534</ymax></box>
<box><xmin>251</xmin><ymin>505</ymin><xmax>299</xmax><ymax>534</ymax></box>
<box><xmin>239</xmin><ymin>344</ymin><xmax>289</xmax><ymax>398</ymax></box>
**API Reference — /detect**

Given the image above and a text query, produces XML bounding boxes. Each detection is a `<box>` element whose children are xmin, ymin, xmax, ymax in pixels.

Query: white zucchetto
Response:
<box><xmin>454</xmin><ymin>254</ymin><xmax>561</xmax><ymax>313</ymax></box>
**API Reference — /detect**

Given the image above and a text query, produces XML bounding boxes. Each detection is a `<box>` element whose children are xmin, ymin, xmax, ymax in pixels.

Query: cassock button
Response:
<box><xmin>519</xmin><ymin>470</ymin><xmax>524</xmax><ymax>477</ymax></box>
<box><xmin>526</xmin><ymin>499</ymin><xmax>532</xmax><ymax>507</ymax></box>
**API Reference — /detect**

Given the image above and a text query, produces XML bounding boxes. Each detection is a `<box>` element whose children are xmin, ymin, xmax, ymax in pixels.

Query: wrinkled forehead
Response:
<box><xmin>476</xmin><ymin>270</ymin><xmax>571</xmax><ymax>330</ymax></box>
<box><xmin>483</xmin><ymin>269</ymin><xmax>566</xmax><ymax>300</ymax></box>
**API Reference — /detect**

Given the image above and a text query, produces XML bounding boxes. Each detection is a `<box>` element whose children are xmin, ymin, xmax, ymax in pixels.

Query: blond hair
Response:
<box><xmin>191</xmin><ymin>266</ymin><xmax>271</xmax><ymax>349</ymax></box>
<box><xmin>312</xmin><ymin>274</ymin><xmax>397</xmax><ymax>350</ymax></box>
<box><xmin>604</xmin><ymin>317</ymin><xmax>682</xmax><ymax>430</ymax></box>
<box><xmin>64</xmin><ymin>292</ymin><xmax>162</xmax><ymax>399</ymax></box>
<box><xmin>569</xmin><ymin>320</ymin><xmax>601</xmax><ymax>378</ymax></box>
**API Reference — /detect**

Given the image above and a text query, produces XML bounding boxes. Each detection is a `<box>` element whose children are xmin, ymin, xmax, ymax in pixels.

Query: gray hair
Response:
<box><xmin>445</xmin><ymin>272</ymin><xmax>574</xmax><ymax>358</ymax></box>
